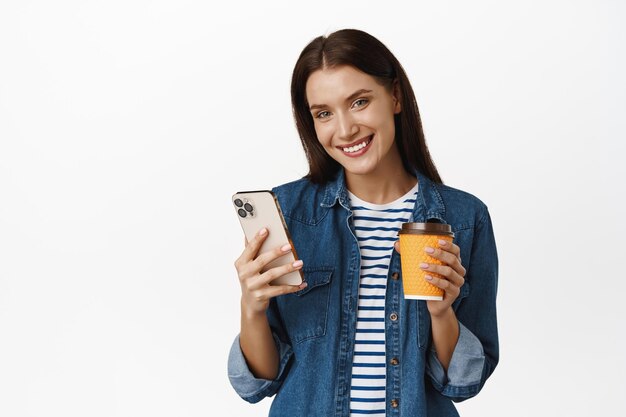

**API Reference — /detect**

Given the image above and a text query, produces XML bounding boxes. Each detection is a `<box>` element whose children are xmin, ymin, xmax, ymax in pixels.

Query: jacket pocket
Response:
<box><xmin>278</xmin><ymin>266</ymin><xmax>333</xmax><ymax>344</ymax></box>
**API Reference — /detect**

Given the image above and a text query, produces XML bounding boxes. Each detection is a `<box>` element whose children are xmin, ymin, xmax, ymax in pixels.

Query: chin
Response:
<box><xmin>341</xmin><ymin>161</ymin><xmax>379</xmax><ymax>176</ymax></box>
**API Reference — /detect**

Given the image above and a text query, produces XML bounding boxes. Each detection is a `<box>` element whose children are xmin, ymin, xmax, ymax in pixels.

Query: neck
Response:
<box><xmin>345</xmin><ymin>155</ymin><xmax>417</xmax><ymax>205</ymax></box>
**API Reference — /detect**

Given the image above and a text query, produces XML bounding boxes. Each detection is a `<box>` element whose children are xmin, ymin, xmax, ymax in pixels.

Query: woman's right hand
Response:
<box><xmin>234</xmin><ymin>227</ymin><xmax>307</xmax><ymax>317</ymax></box>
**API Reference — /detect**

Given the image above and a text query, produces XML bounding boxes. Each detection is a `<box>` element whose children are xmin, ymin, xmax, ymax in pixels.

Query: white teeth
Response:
<box><xmin>343</xmin><ymin>138</ymin><xmax>370</xmax><ymax>153</ymax></box>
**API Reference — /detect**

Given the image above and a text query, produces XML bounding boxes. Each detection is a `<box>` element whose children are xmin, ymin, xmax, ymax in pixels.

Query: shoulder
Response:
<box><xmin>435</xmin><ymin>183</ymin><xmax>491</xmax><ymax>228</ymax></box>
<box><xmin>272</xmin><ymin>177</ymin><xmax>321</xmax><ymax>206</ymax></box>
<box><xmin>272</xmin><ymin>177</ymin><xmax>328</xmax><ymax>225</ymax></box>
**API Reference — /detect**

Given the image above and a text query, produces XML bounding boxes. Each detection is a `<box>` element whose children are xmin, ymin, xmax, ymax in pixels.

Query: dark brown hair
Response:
<box><xmin>291</xmin><ymin>28</ymin><xmax>443</xmax><ymax>185</ymax></box>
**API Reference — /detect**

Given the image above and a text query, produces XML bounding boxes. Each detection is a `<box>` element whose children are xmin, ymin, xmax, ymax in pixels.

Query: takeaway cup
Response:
<box><xmin>398</xmin><ymin>222</ymin><xmax>455</xmax><ymax>300</ymax></box>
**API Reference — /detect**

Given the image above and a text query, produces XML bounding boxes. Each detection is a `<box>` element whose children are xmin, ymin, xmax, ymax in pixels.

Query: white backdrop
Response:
<box><xmin>1</xmin><ymin>1</ymin><xmax>625</xmax><ymax>416</ymax></box>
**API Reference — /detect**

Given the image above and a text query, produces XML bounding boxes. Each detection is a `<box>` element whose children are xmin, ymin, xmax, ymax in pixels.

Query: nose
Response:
<box><xmin>336</xmin><ymin>112</ymin><xmax>359</xmax><ymax>142</ymax></box>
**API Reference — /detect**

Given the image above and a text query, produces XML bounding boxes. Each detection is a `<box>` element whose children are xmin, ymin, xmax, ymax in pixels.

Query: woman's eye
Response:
<box><xmin>316</xmin><ymin>110</ymin><xmax>331</xmax><ymax>119</ymax></box>
<box><xmin>353</xmin><ymin>98</ymin><xmax>369</xmax><ymax>108</ymax></box>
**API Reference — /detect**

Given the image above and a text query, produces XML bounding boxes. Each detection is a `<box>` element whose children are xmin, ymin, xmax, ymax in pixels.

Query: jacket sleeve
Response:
<box><xmin>227</xmin><ymin>299</ymin><xmax>293</xmax><ymax>403</ymax></box>
<box><xmin>425</xmin><ymin>206</ymin><xmax>499</xmax><ymax>402</ymax></box>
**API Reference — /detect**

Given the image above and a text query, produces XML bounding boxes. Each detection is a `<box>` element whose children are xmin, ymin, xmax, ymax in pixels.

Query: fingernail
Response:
<box><xmin>425</xmin><ymin>275</ymin><xmax>433</xmax><ymax>281</ymax></box>
<box><xmin>281</xmin><ymin>244</ymin><xmax>291</xmax><ymax>252</ymax></box>
<box><xmin>259</xmin><ymin>228</ymin><xmax>268</xmax><ymax>236</ymax></box>
<box><xmin>438</xmin><ymin>239</ymin><xmax>447</xmax><ymax>246</ymax></box>
<box><xmin>424</xmin><ymin>246</ymin><xmax>434</xmax><ymax>254</ymax></box>
<box><xmin>292</xmin><ymin>260</ymin><xmax>303</xmax><ymax>268</ymax></box>
<box><xmin>420</xmin><ymin>262</ymin><xmax>429</xmax><ymax>269</ymax></box>
<box><xmin>299</xmin><ymin>282</ymin><xmax>308</xmax><ymax>289</ymax></box>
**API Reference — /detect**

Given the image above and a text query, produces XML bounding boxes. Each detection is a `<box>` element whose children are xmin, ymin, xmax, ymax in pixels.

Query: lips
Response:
<box><xmin>337</xmin><ymin>135</ymin><xmax>373</xmax><ymax>154</ymax></box>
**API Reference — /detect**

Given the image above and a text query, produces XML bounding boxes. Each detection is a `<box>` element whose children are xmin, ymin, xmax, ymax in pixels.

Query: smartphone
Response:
<box><xmin>232</xmin><ymin>190</ymin><xmax>304</xmax><ymax>286</ymax></box>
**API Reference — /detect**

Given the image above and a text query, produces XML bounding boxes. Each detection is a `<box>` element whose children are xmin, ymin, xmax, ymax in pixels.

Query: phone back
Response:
<box><xmin>232</xmin><ymin>190</ymin><xmax>303</xmax><ymax>286</ymax></box>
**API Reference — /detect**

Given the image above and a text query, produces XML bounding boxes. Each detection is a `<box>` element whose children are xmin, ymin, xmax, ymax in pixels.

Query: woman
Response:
<box><xmin>228</xmin><ymin>28</ymin><xmax>499</xmax><ymax>417</ymax></box>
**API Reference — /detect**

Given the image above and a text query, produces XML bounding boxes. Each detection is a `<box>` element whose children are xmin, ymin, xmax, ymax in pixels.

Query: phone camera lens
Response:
<box><xmin>244</xmin><ymin>203</ymin><xmax>253</xmax><ymax>212</ymax></box>
<box><xmin>238</xmin><ymin>208</ymin><xmax>247</xmax><ymax>218</ymax></box>
<box><xmin>234</xmin><ymin>198</ymin><xmax>243</xmax><ymax>207</ymax></box>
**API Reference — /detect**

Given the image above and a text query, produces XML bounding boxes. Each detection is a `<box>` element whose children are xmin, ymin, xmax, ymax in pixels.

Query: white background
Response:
<box><xmin>1</xmin><ymin>1</ymin><xmax>624</xmax><ymax>416</ymax></box>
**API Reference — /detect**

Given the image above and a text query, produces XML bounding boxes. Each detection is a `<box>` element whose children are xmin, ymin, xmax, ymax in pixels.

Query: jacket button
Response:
<box><xmin>391</xmin><ymin>272</ymin><xmax>399</xmax><ymax>280</ymax></box>
<box><xmin>390</xmin><ymin>357</ymin><xmax>399</xmax><ymax>366</ymax></box>
<box><xmin>389</xmin><ymin>312</ymin><xmax>398</xmax><ymax>321</ymax></box>
<box><xmin>390</xmin><ymin>399</ymin><xmax>399</xmax><ymax>408</ymax></box>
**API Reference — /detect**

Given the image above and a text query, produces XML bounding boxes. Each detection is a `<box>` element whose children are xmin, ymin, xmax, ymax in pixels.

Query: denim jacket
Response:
<box><xmin>228</xmin><ymin>168</ymin><xmax>499</xmax><ymax>417</ymax></box>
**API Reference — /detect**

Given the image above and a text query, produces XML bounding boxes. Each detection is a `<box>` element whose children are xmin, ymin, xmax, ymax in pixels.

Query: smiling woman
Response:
<box><xmin>305</xmin><ymin>66</ymin><xmax>404</xmax><ymax>196</ymax></box>
<box><xmin>227</xmin><ymin>28</ymin><xmax>499</xmax><ymax>417</ymax></box>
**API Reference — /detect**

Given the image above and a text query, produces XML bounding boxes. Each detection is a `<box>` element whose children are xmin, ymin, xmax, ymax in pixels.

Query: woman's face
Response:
<box><xmin>305</xmin><ymin>65</ymin><xmax>402</xmax><ymax>178</ymax></box>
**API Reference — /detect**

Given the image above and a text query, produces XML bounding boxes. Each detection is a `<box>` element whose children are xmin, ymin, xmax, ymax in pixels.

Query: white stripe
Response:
<box><xmin>357</xmin><ymin>312</ymin><xmax>385</xmax><ymax>321</ymax></box>
<box><xmin>353</xmin><ymin>344</ymin><xmax>386</xmax><ymax>353</ymax></box>
<box><xmin>355</xmin><ymin>332</ymin><xmax>386</xmax><ymax>342</ymax></box>
<box><xmin>357</xmin><ymin>289</ymin><xmax>386</xmax><ymax>298</ymax></box>
<box><xmin>350</xmin><ymin>377</ymin><xmax>386</xmax><ymax>387</ymax></box>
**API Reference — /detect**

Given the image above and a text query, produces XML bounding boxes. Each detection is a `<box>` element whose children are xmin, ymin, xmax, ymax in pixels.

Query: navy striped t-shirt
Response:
<box><xmin>348</xmin><ymin>182</ymin><xmax>419</xmax><ymax>416</ymax></box>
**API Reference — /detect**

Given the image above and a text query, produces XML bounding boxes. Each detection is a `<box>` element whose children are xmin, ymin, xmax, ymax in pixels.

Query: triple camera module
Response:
<box><xmin>234</xmin><ymin>198</ymin><xmax>254</xmax><ymax>218</ymax></box>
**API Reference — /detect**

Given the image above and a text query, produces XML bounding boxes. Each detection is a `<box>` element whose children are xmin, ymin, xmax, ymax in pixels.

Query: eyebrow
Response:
<box><xmin>309</xmin><ymin>89</ymin><xmax>373</xmax><ymax>111</ymax></box>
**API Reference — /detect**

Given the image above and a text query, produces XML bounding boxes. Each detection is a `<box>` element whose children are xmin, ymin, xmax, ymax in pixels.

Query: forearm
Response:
<box><xmin>239</xmin><ymin>301</ymin><xmax>280</xmax><ymax>380</ymax></box>
<box><xmin>430</xmin><ymin>307</ymin><xmax>460</xmax><ymax>372</ymax></box>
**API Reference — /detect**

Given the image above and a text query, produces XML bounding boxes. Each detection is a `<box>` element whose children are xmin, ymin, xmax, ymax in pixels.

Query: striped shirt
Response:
<box><xmin>348</xmin><ymin>182</ymin><xmax>419</xmax><ymax>416</ymax></box>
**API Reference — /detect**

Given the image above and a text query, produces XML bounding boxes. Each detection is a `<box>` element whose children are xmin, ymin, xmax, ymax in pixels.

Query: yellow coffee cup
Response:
<box><xmin>398</xmin><ymin>222</ymin><xmax>455</xmax><ymax>300</ymax></box>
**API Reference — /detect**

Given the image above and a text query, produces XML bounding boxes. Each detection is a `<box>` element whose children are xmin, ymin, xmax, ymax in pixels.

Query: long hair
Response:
<box><xmin>291</xmin><ymin>29</ymin><xmax>443</xmax><ymax>185</ymax></box>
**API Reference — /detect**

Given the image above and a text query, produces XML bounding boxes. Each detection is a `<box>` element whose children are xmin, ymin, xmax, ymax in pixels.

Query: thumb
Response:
<box><xmin>394</xmin><ymin>240</ymin><xmax>401</xmax><ymax>253</ymax></box>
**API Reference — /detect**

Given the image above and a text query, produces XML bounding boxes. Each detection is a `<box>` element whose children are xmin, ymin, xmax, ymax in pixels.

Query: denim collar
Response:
<box><xmin>320</xmin><ymin>168</ymin><xmax>447</xmax><ymax>223</ymax></box>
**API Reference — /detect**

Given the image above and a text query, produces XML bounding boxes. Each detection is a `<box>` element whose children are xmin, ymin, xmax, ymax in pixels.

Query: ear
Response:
<box><xmin>392</xmin><ymin>79</ymin><xmax>402</xmax><ymax>114</ymax></box>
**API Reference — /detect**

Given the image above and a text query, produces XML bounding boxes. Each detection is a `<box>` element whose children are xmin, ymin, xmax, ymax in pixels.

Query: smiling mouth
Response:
<box><xmin>339</xmin><ymin>135</ymin><xmax>373</xmax><ymax>153</ymax></box>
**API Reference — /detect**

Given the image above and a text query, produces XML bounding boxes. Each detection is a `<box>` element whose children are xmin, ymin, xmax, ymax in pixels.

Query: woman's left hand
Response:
<box><xmin>394</xmin><ymin>239</ymin><xmax>466</xmax><ymax>318</ymax></box>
